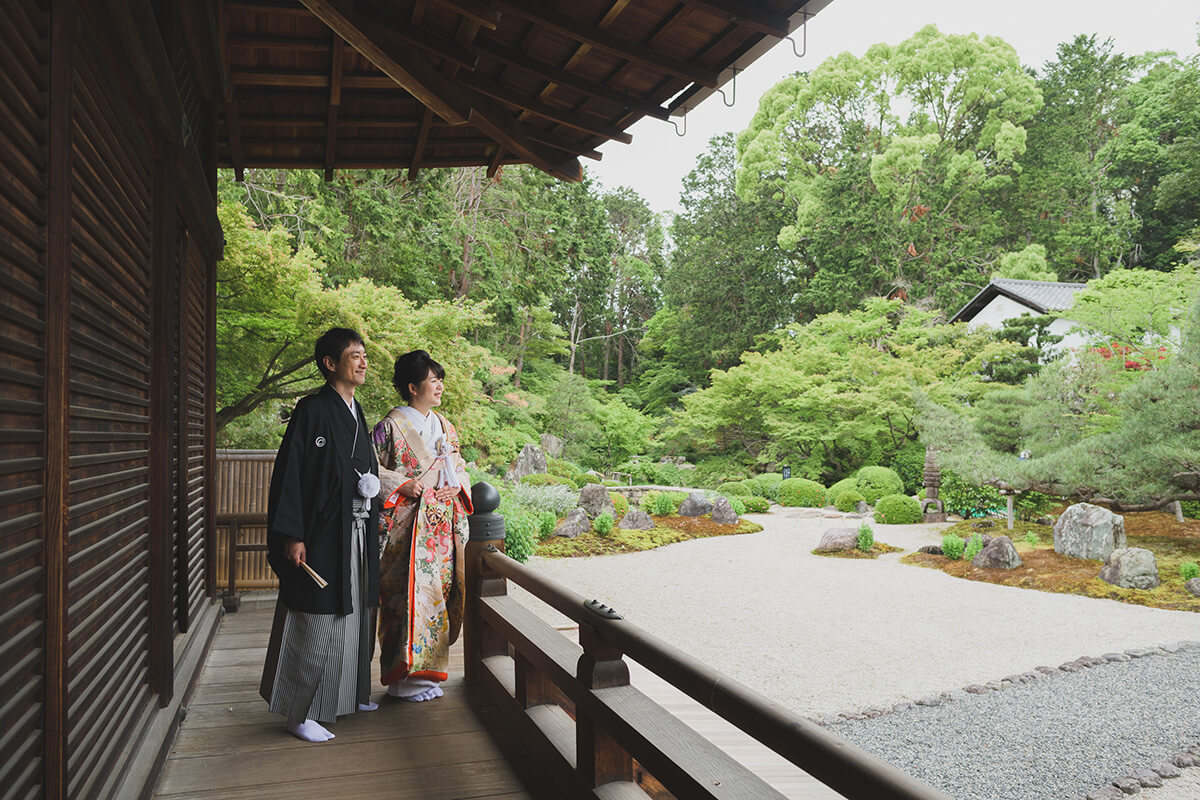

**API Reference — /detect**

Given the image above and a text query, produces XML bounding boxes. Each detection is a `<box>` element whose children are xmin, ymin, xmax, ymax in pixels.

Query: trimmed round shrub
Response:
<box><xmin>520</xmin><ymin>472</ymin><xmax>570</xmax><ymax>487</ymax></box>
<box><xmin>740</xmin><ymin>496</ymin><xmax>770</xmax><ymax>513</ymax></box>
<box><xmin>827</xmin><ymin>477</ymin><xmax>858</xmax><ymax>501</ymax></box>
<box><xmin>547</xmin><ymin>457</ymin><xmax>584</xmax><ymax>483</ymax></box>
<box><xmin>872</xmin><ymin>493</ymin><xmax>922</xmax><ymax>524</ymax></box>
<box><xmin>747</xmin><ymin>473</ymin><xmax>784</xmax><ymax>500</ymax></box>
<box><xmin>593</xmin><ymin>513</ymin><xmax>614</xmax><ymax>536</ymax></box>
<box><xmin>610</xmin><ymin>492</ymin><xmax>630</xmax><ymax>519</ymax></box>
<box><xmin>718</xmin><ymin>481</ymin><xmax>751</xmax><ymax>496</ymax></box>
<box><xmin>889</xmin><ymin>440</ymin><xmax>926</xmax><ymax>494</ymax></box>
<box><xmin>835</xmin><ymin>489</ymin><xmax>865</xmax><ymax>513</ymax></box>
<box><xmin>778</xmin><ymin>478</ymin><xmax>827</xmax><ymax>508</ymax></box>
<box><xmin>854</xmin><ymin>467</ymin><xmax>904</xmax><ymax>505</ymax></box>
<box><xmin>941</xmin><ymin>533</ymin><xmax>966</xmax><ymax>560</ymax></box>
<box><xmin>602</xmin><ymin>479</ymin><xmax>622</xmax><ymax>487</ymax></box>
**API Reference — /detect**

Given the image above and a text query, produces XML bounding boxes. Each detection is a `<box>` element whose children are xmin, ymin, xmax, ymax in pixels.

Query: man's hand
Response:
<box><xmin>284</xmin><ymin>538</ymin><xmax>306</xmax><ymax>567</ymax></box>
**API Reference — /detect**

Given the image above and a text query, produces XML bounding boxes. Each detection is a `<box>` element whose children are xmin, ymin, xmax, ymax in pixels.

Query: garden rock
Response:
<box><xmin>1054</xmin><ymin>502</ymin><xmax>1126</xmax><ymax>560</ymax></box>
<box><xmin>678</xmin><ymin>492</ymin><xmax>713</xmax><ymax>517</ymax></box>
<box><xmin>971</xmin><ymin>535</ymin><xmax>1022</xmax><ymax>570</ymax></box>
<box><xmin>1098</xmin><ymin>548</ymin><xmax>1160</xmax><ymax>590</ymax></box>
<box><xmin>1185</xmin><ymin>577</ymin><xmax>1200</xmax><ymax>597</ymax></box>
<box><xmin>1128</xmin><ymin>769</ymin><xmax>1163</xmax><ymax>789</ymax></box>
<box><xmin>918</xmin><ymin>544</ymin><xmax>943</xmax><ymax>555</ymax></box>
<box><xmin>555</xmin><ymin>508</ymin><xmax>590</xmax><ymax>538</ymax></box>
<box><xmin>855</xmin><ymin>501</ymin><xmax>870</xmax><ymax>514</ymax></box>
<box><xmin>578</xmin><ymin>484</ymin><xmax>616</xmax><ymax>519</ymax></box>
<box><xmin>710</xmin><ymin>496</ymin><xmax>739</xmax><ymax>525</ymax></box>
<box><xmin>1152</xmin><ymin>762</ymin><xmax>1181</xmax><ymax>779</ymax></box>
<box><xmin>1036</xmin><ymin>515</ymin><xmax>1054</xmax><ymax>526</ymax></box>
<box><xmin>504</xmin><ymin>443</ymin><xmax>547</xmax><ymax>482</ymax></box>
<box><xmin>619</xmin><ymin>509</ymin><xmax>655</xmax><ymax>530</ymax></box>
<box><xmin>971</xmin><ymin>520</ymin><xmax>995</xmax><ymax>530</ymax></box>
<box><xmin>539</xmin><ymin>433</ymin><xmax>564</xmax><ymax>458</ymax></box>
<box><xmin>815</xmin><ymin>527</ymin><xmax>858</xmax><ymax>552</ymax></box>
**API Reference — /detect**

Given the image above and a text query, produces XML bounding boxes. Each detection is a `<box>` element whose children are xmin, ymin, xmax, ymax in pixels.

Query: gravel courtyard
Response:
<box><xmin>511</xmin><ymin>509</ymin><xmax>1200</xmax><ymax>799</ymax></box>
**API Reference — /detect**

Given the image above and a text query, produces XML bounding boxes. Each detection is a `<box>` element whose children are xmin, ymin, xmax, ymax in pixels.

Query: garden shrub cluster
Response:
<box><xmin>538</xmin><ymin>511</ymin><xmax>557</xmax><ymax>540</ymax></box>
<box><xmin>827</xmin><ymin>477</ymin><xmax>858</xmax><ymax>501</ymax></box>
<box><xmin>498</xmin><ymin>494</ymin><xmax>537</xmax><ymax>563</ymax></box>
<box><xmin>610</xmin><ymin>492</ymin><xmax>630</xmax><ymax>519</ymax></box>
<box><xmin>1182</xmin><ymin>561</ymin><xmax>1200</xmax><ymax>581</ymax></box>
<box><xmin>747</xmin><ymin>473</ymin><xmax>784</xmax><ymax>500</ymax></box>
<box><xmin>547</xmin><ymin>457</ymin><xmax>588</xmax><ymax>487</ymax></box>
<box><xmin>889</xmin><ymin>441</ymin><xmax>927</xmax><ymax>494</ymax></box>
<box><xmin>615</xmin><ymin>459</ymin><xmax>686</xmax><ymax>486</ymax></box>
<box><xmin>964</xmin><ymin>534</ymin><xmax>985</xmax><ymax>561</ymax></box>
<box><xmin>1024</xmin><ymin>531</ymin><xmax>1040</xmax><ymax>546</ymax></box>
<box><xmin>857</xmin><ymin>523</ymin><xmax>874</xmax><ymax>552</ymax></box>
<box><xmin>593</xmin><ymin>513</ymin><xmax>614</xmax><ymax>536</ymax></box>
<box><xmin>939</xmin><ymin>470</ymin><xmax>1003</xmax><ymax>518</ymax></box>
<box><xmin>942</xmin><ymin>534</ymin><xmax>966</xmax><ymax>560</ymax></box>
<box><xmin>718</xmin><ymin>480</ymin><xmax>751</xmax><ymax>496</ymax></box>
<box><xmin>520</xmin><ymin>472</ymin><xmax>571</xmax><ymax>487</ymax></box>
<box><xmin>740</xmin><ymin>495</ymin><xmax>770</xmax><ymax>513</ymax></box>
<box><xmin>835</xmin><ymin>489</ymin><xmax>865</xmax><ymax>513</ymax></box>
<box><xmin>854</xmin><ymin>466</ymin><xmax>904</xmax><ymax>504</ymax></box>
<box><xmin>873</xmin><ymin>493</ymin><xmax>921</xmax><ymax>524</ymax></box>
<box><xmin>778</xmin><ymin>478</ymin><xmax>827</xmax><ymax>507</ymax></box>
<box><xmin>642</xmin><ymin>490</ymin><xmax>686</xmax><ymax>516</ymax></box>
<box><xmin>505</xmin><ymin>483</ymin><xmax>579</xmax><ymax>517</ymax></box>
<box><xmin>727</xmin><ymin>496</ymin><xmax>746</xmax><ymax>516</ymax></box>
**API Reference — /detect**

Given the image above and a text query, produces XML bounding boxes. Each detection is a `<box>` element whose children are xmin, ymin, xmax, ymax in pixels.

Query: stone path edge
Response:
<box><xmin>812</xmin><ymin>640</ymin><xmax>1200</xmax><ymax>800</ymax></box>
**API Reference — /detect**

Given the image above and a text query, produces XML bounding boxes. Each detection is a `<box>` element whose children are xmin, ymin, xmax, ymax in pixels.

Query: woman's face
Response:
<box><xmin>409</xmin><ymin>369</ymin><xmax>444</xmax><ymax>408</ymax></box>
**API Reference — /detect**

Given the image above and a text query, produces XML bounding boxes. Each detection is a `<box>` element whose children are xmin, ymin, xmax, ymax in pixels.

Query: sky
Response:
<box><xmin>587</xmin><ymin>0</ymin><xmax>1200</xmax><ymax>217</ymax></box>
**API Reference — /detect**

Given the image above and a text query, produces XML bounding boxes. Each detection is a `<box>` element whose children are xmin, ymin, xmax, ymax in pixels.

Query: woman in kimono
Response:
<box><xmin>373</xmin><ymin>350</ymin><xmax>472</xmax><ymax>701</ymax></box>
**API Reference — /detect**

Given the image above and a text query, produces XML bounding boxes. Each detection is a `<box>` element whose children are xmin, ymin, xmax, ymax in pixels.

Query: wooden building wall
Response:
<box><xmin>0</xmin><ymin>1</ymin><xmax>224</xmax><ymax>798</ymax></box>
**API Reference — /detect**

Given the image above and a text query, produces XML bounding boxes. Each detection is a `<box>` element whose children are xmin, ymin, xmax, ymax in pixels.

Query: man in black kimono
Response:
<box><xmin>259</xmin><ymin>327</ymin><xmax>382</xmax><ymax>742</ymax></box>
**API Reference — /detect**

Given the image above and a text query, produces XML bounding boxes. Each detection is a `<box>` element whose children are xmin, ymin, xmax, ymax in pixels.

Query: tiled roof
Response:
<box><xmin>950</xmin><ymin>278</ymin><xmax>1088</xmax><ymax>323</ymax></box>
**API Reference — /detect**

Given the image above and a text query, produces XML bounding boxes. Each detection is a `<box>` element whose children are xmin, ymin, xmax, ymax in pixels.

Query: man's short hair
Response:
<box><xmin>314</xmin><ymin>327</ymin><xmax>364</xmax><ymax>380</ymax></box>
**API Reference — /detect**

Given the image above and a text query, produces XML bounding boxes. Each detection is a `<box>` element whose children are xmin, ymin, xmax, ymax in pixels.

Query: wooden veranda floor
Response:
<box><xmin>155</xmin><ymin>594</ymin><xmax>848</xmax><ymax>800</ymax></box>
<box><xmin>153</xmin><ymin>594</ymin><xmax>532</xmax><ymax>800</ymax></box>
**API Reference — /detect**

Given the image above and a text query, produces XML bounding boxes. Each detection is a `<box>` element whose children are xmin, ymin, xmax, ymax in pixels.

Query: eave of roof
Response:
<box><xmin>949</xmin><ymin>279</ymin><xmax>1088</xmax><ymax>324</ymax></box>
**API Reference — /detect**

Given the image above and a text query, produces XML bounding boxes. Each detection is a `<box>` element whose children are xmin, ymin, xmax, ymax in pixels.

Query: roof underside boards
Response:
<box><xmin>950</xmin><ymin>278</ymin><xmax>1089</xmax><ymax>324</ymax></box>
<box><xmin>216</xmin><ymin>0</ymin><xmax>825</xmax><ymax>180</ymax></box>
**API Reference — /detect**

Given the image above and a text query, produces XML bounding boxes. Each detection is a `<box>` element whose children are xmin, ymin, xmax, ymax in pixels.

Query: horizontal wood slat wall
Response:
<box><xmin>214</xmin><ymin>451</ymin><xmax>278</xmax><ymax>589</ymax></box>
<box><xmin>0</xmin><ymin>1</ymin><xmax>49</xmax><ymax>798</ymax></box>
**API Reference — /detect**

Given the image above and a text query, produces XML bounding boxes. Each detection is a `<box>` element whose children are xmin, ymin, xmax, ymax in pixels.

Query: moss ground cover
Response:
<box><xmin>812</xmin><ymin>542</ymin><xmax>903</xmax><ymax>560</ymax></box>
<box><xmin>902</xmin><ymin>511</ymin><xmax>1200</xmax><ymax>612</ymax></box>
<box><xmin>535</xmin><ymin>514</ymin><xmax>764</xmax><ymax>558</ymax></box>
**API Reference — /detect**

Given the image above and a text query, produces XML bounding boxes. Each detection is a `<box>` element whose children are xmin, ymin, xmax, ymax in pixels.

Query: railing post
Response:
<box><xmin>464</xmin><ymin>481</ymin><xmax>507</xmax><ymax>684</ymax></box>
<box><xmin>576</xmin><ymin>607</ymin><xmax>632</xmax><ymax>788</ymax></box>
<box><xmin>222</xmin><ymin>517</ymin><xmax>241</xmax><ymax>613</ymax></box>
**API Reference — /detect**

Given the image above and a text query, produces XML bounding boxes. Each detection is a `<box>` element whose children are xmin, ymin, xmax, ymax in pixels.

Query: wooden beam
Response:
<box><xmin>219</xmin><ymin>1</ymin><xmax>245</xmax><ymax>180</ymax></box>
<box><xmin>300</xmin><ymin>0</ymin><xmax>582</xmax><ymax>180</ymax></box>
<box><xmin>486</xmin><ymin>146</ymin><xmax>505</xmax><ymax>178</ymax></box>
<box><xmin>677</xmin><ymin>0</ymin><xmax>790</xmax><ymax>38</ymax></box>
<box><xmin>227</xmin><ymin>34</ymin><xmax>331</xmax><ymax>51</ymax></box>
<box><xmin>324</xmin><ymin>36</ymin><xmax>344</xmax><ymax>180</ymax></box>
<box><xmin>408</xmin><ymin>108</ymin><xmax>433</xmax><ymax>180</ymax></box>
<box><xmin>456</xmin><ymin>71</ymin><xmax>632</xmax><ymax>143</ymax></box>
<box><xmin>434</xmin><ymin>0</ymin><xmax>500</xmax><ymax>30</ymax></box>
<box><xmin>492</xmin><ymin>0</ymin><xmax>719</xmax><ymax>87</ymax></box>
<box><xmin>45</xmin><ymin>3</ymin><xmax>75</xmax><ymax>796</ymax></box>
<box><xmin>300</xmin><ymin>0</ymin><xmax>469</xmax><ymax>124</ymax></box>
<box><xmin>473</xmin><ymin>36</ymin><xmax>669</xmax><ymax>120</ymax></box>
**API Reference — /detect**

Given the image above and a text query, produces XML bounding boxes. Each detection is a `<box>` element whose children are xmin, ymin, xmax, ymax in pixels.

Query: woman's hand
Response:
<box><xmin>434</xmin><ymin>485</ymin><xmax>458</xmax><ymax>503</ymax></box>
<box><xmin>400</xmin><ymin>479</ymin><xmax>424</xmax><ymax>499</ymax></box>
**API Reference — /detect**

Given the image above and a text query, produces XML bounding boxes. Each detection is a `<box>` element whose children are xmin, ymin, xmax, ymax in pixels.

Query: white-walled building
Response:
<box><xmin>950</xmin><ymin>278</ymin><xmax>1088</xmax><ymax>356</ymax></box>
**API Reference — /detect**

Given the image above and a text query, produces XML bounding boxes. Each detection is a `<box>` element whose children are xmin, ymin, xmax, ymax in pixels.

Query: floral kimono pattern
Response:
<box><xmin>372</xmin><ymin>409</ymin><xmax>472</xmax><ymax>685</ymax></box>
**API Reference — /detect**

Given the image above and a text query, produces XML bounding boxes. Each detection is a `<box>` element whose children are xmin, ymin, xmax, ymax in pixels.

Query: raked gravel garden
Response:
<box><xmin>511</xmin><ymin>507</ymin><xmax>1200</xmax><ymax>800</ymax></box>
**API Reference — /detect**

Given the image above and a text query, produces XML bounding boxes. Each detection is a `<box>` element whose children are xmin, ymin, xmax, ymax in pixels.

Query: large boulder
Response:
<box><xmin>1185</xmin><ymin>577</ymin><xmax>1200</xmax><ymax>597</ymax></box>
<box><xmin>539</xmin><ymin>433</ymin><xmax>564</xmax><ymax>458</ymax></box>
<box><xmin>578</xmin><ymin>483</ymin><xmax>616</xmax><ymax>519</ymax></box>
<box><xmin>1099</xmin><ymin>548</ymin><xmax>1160</xmax><ymax>590</ymax></box>
<box><xmin>555</xmin><ymin>508</ymin><xmax>590</xmax><ymax>538</ymax></box>
<box><xmin>710</xmin><ymin>496</ymin><xmax>739</xmax><ymax>525</ymax></box>
<box><xmin>619</xmin><ymin>509</ymin><xmax>655</xmax><ymax>530</ymax></box>
<box><xmin>972</xmin><ymin>536</ymin><xmax>1022</xmax><ymax>570</ymax></box>
<box><xmin>504</xmin><ymin>443</ymin><xmax>547</xmax><ymax>482</ymax></box>
<box><xmin>1054</xmin><ymin>503</ymin><xmax>1126</xmax><ymax>560</ymax></box>
<box><xmin>815</xmin><ymin>528</ymin><xmax>858</xmax><ymax>552</ymax></box>
<box><xmin>678</xmin><ymin>492</ymin><xmax>713</xmax><ymax>517</ymax></box>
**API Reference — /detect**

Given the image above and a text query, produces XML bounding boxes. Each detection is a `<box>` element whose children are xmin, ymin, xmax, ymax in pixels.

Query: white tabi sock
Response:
<box><xmin>286</xmin><ymin>719</ymin><xmax>335</xmax><ymax>742</ymax></box>
<box><xmin>386</xmin><ymin>677</ymin><xmax>436</xmax><ymax>698</ymax></box>
<box><xmin>357</xmin><ymin>701</ymin><xmax>379</xmax><ymax>711</ymax></box>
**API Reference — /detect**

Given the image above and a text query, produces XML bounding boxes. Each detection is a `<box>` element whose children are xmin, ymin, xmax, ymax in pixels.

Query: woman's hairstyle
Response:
<box><xmin>392</xmin><ymin>350</ymin><xmax>445</xmax><ymax>402</ymax></box>
<box><xmin>314</xmin><ymin>327</ymin><xmax>364</xmax><ymax>380</ymax></box>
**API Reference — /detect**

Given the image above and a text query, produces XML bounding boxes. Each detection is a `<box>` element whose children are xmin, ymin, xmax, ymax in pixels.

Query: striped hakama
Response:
<box><xmin>260</xmin><ymin>497</ymin><xmax>372</xmax><ymax>724</ymax></box>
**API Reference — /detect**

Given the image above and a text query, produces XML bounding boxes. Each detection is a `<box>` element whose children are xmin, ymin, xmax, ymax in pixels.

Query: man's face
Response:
<box><xmin>326</xmin><ymin>342</ymin><xmax>368</xmax><ymax>387</ymax></box>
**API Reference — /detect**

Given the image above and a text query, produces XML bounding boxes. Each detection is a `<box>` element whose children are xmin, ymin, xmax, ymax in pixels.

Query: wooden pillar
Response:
<box><xmin>576</xmin><ymin>623</ymin><xmax>632</xmax><ymax>788</ymax></box>
<box><xmin>1006</xmin><ymin>493</ymin><xmax>1015</xmax><ymax>531</ymax></box>
<box><xmin>44</xmin><ymin>0</ymin><xmax>76</xmax><ymax>795</ymax></box>
<box><xmin>204</xmin><ymin>233</ymin><xmax>217</xmax><ymax>598</ymax></box>
<box><xmin>463</xmin><ymin>482</ymin><xmax>507</xmax><ymax>684</ymax></box>
<box><xmin>149</xmin><ymin>145</ymin><xmax>178</xmax><ymax>700</ymax></box>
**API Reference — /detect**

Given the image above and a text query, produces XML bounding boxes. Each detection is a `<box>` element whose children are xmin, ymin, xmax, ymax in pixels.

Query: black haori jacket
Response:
<box><xmin>267</xmin><ymin>384</ymin><xmax>381</xmax><ymax>615</ymax></box>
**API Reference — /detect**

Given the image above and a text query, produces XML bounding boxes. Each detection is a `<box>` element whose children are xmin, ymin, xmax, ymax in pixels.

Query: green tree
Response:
<box><xmin>738</xmin><ymin>25</ymin><xmax>1043</xmax><ymax>314</ymax></box>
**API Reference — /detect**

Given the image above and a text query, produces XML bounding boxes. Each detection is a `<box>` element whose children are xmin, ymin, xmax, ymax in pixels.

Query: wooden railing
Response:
<box><xmin>216</xmin><ymin>512</ymin><xmax>269</xmax><ymax>612</ymax></box>
<box><xmin>462</xmin><ymin>483</ymin><xmax>953</xmax><ymax>800</ymax></box>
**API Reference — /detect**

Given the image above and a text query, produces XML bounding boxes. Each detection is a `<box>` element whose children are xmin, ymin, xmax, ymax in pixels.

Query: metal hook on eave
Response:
<box><xmin>786</xmin><ymin>12</ymin><xmax>810</xmax><ymax>58</ymax></box>
<box><xmin>670</xmin><ymin>107</ymin><xmax>689</xmax><ymax>137</ymax></box>
<box><xmin>717</xmin><ymin>67</ymin><xmax>739</xmax><ymax>107</ymax></box>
